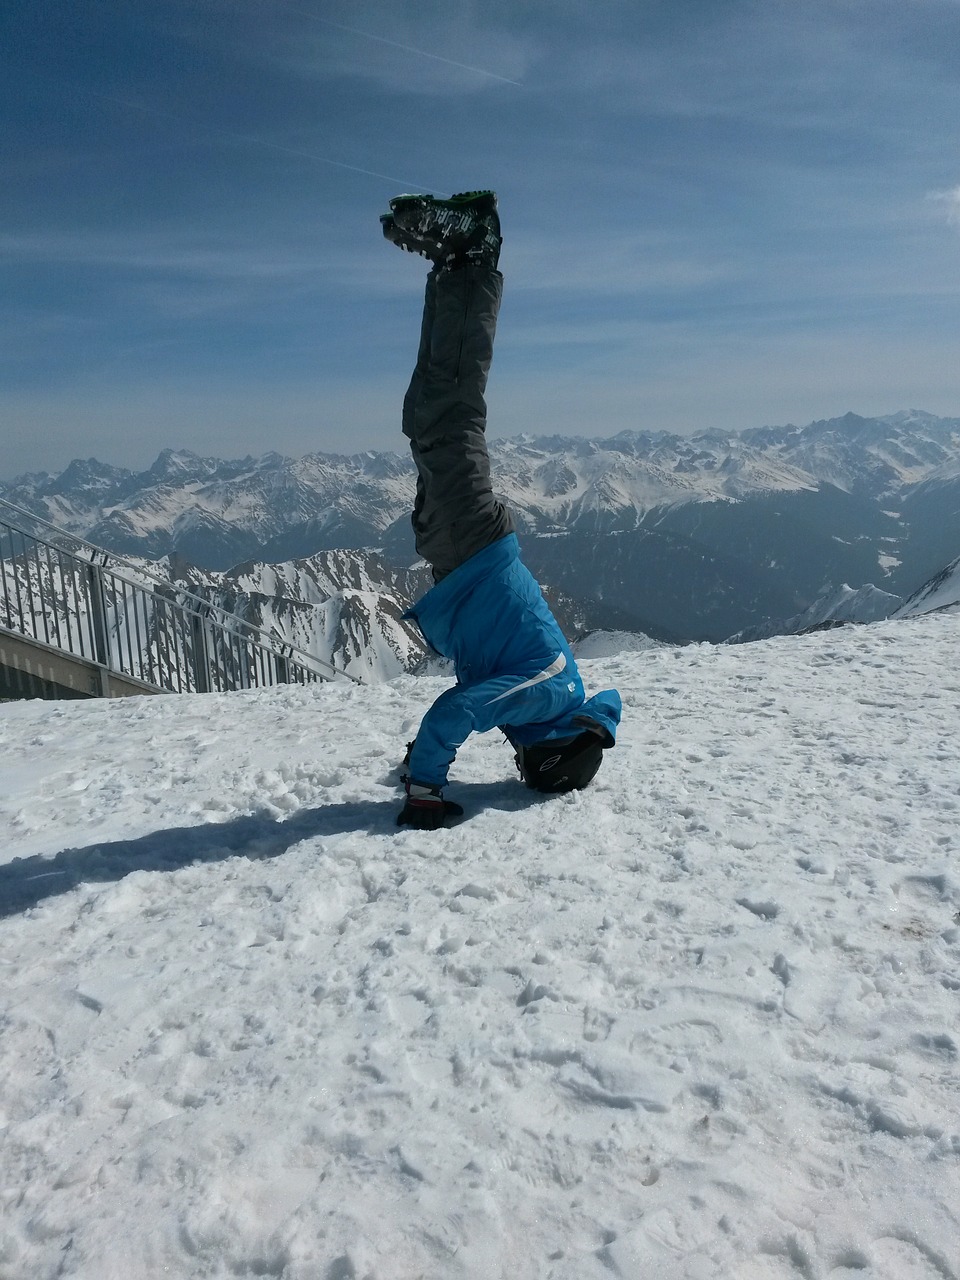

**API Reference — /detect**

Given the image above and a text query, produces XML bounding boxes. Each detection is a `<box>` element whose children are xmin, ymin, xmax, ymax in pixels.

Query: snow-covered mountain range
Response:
<box><xmin>4</xmin><ymin>409</ymin><xmax>960</xmax><ymax>643</ymax></box>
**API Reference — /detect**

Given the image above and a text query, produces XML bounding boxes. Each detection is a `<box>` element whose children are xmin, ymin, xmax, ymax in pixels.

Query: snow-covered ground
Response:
<box><xmin>2</xmin><ymin>615</ymin><xmax>959</xmax><ymax>1279</ymax></box>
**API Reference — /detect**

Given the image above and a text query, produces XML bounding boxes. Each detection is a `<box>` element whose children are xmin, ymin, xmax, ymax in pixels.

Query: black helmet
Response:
<box><xmin>515</xmin><ymin>730</ymin><xmax>605</xmax><ymax>793</ymax></box>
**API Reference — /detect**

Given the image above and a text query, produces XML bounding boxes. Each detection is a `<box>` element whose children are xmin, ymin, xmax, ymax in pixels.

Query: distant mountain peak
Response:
<box><xmin>147</xmin><ymin>448</ymin><xmax>213</xmax><ymax>482</ymax></box>
<box><xmin>40</xmin><ymin>456</ymin><xmax>131</xmax><ymax>497</ymax></box>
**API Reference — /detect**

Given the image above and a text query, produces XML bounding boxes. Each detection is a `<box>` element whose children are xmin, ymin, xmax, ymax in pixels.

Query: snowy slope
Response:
<box><xmin>729</xmin><ymin>582</ymin><xmax>903</xmax><ymax>643</ymax></box>
<box><xmin>156</xmin><ymin>550</ymin><xmax>432</xmax><ymax>682</ymax></box>
<box><xmin>896</xmin><ymin>554</ymin><xmax>960</xmax><ymax>618</ymax></box>
<box><xmin>2</xmin><ymin>616</ymin><xmax>960</xmax><ymax>1279</ymax></box>
<box><xmin>573</xmin><ymin>629</ymin><xmax>666</xmax><ymax>659</ymax></box>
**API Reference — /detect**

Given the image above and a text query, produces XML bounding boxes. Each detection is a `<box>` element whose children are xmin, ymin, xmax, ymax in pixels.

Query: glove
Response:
<box><xmin>401</xmin><ymin>739</ymin><xmax>416</xmax><ymax>770</ymax></box>
<box><xmin>396</xmin><ymin>777</ymin><xmax>464</xmax><ymax>830</ymax></box>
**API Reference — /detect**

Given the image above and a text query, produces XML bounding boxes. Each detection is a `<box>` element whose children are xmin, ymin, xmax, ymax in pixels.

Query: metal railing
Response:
<box><xmin>0</xmin><ymin>501</ymin><xmax>353</xmax><ymax>695</ymax></box>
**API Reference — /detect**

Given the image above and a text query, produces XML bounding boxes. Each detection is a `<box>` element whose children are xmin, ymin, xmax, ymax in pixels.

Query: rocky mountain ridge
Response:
<box><xmin>4</xmin><ymin>410</ymin><xmax>960</xmax><ymax>643</ymax></box>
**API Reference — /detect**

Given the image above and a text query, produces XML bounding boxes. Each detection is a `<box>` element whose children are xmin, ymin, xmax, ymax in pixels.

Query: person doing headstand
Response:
<box><xmin>381</xmin><ymin>191</ymin><xmax>621</xmax><ymax>829</ymax></box>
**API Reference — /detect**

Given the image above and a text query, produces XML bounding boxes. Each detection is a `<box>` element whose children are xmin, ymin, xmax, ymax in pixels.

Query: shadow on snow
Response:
<box><xmin>0</xmin><ymin>781</ymin><xmax>536</xmax><ymax>919</ymax></box>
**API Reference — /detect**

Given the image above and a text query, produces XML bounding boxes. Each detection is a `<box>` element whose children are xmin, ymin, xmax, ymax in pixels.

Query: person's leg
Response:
<box><xmin>402</xmin><ymin>264</ymin><xmax>514</xmax><ymax>580</ymax></box>
<box><xmin>384</xmin><ymin>191</ymin><xmax>514</xmax><ymax>580</ymax></box>
<box><xmin>401</xmin><ymin>269</ymin><xmax>436</xmax><ymax>550</ymax></box>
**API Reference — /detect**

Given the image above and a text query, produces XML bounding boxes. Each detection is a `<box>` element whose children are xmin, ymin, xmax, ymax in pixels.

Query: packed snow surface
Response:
<box><xmin>2</xmin><ymin>616</ymin><xmax>960</xmax><ymax>1279</ymax></box>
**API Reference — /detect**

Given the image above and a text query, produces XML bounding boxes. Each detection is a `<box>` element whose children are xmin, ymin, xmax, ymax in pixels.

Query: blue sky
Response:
<box><xmin>3</xmin><ymin>0</ymin><xmax>960</xmax><ymax>477</ymax></box>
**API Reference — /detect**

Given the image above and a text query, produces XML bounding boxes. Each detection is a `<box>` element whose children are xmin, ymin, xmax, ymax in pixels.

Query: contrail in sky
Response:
<box><xmin>88</xmin><ymin>88</ymin><xmax>440</xmax><ymax>193</ymax></box>
<box><xmin>285</xmin><ymin>9</ymin><xmax>524</xmax><ymax>87</ymax></box>
<box><xmin>19</xmin><ymin>65</ymin><xmax>440</xmax><ymax>193</ymax></box>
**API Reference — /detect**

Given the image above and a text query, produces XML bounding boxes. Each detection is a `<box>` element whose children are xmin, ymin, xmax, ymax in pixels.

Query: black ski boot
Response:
<box><xmin>381</xmin><ymin>190</ymin><xmax>501</xmax><ymax>270</ymax></box>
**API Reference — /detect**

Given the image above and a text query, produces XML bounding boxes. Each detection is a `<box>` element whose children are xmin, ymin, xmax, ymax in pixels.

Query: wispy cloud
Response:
<box><xmin>507</xmin><ymin>233</ymin><xmax>741</xmax><ymax>299</ymax></box>
<box><xmin>929</xmin><ymin>184</ymin><xmax>960</xmax><ymax>227</ymax></box>
<box><xmin>0</xmin><ymin>229</ymin><xmax>416</xmax><ymax>307</ymax></box>
<box><xmin>540</xmin><ymin>2</ymin><xmax>960</xmax><ymax>153</ymax></box>
<box><xmin>1</xmin><ymin>230</ymin><xmax>333</xmax><ymax>278</ymax></box>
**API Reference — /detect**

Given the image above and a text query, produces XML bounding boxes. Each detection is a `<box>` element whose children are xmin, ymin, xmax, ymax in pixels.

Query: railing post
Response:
<box><xmin>276</xmin><ymin>646</ymin><xmax>290</xmax><ymax>685</ymax></box>
<box><xmin>190</xmin><ymin>609</ymin><xmax>210</xmax><ymax>693</ymax></box>
<box><xmin>85</xmin><ymin>559</ymin><xmax>111</xmax><ymax>694</ymax></box>
<box><xmin>85</xmin><ymin>561</ymin><xmax>110</xmax><ymax>665</ymax></box>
